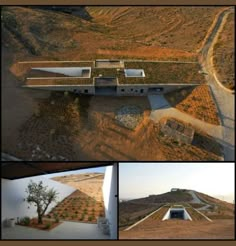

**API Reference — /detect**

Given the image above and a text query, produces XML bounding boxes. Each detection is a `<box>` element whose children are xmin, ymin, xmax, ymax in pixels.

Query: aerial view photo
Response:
<box><xmin>119</xmin><ymin>163</ymin><xmax>235</xmax><ymax>239</ymax></box>
<box><xmin>1</xmin><ymin>162</ymin><xmax>117</xmax><ymax>239</ymax></box>
<box><xmin>1</xmin><ymin>6</ymin><xmax>235</xmax><ymax>161</ymax></box>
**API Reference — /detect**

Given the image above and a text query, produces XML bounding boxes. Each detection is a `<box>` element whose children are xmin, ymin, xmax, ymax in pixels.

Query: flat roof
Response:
<box><xmin>95</xmin><ymin>77</ymin><xmax>117</xmax><ymax>87</ymax></box>
<box><xmin>23</xmin><ymin>60</ymin><xmax>205</xmax><ymax>86</ymax></box>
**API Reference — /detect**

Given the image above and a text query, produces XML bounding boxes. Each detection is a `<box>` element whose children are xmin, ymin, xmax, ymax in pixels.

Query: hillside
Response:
<box><xmin>2</xmin><ymin>6</ymin><xmax>224</xmax><ymax>61</ymax></box>
<box><xmin>51</xmin><ymin>173</ymin><xmax>104</xmax><ymax>202</ymax></box>
<box><xmin>131</xmin><ymin>190</ymin><xmax>192</xmax><ymax>204</ymax></box>
<box><xmin>212</xmin><ymin>12</ymin><xmax>235</xmax><ymax>90</ymax></box>
<box><xmin>119</xmin><ymin>190</ymin><xmax>234</xmax><ymax>228</ymax></box>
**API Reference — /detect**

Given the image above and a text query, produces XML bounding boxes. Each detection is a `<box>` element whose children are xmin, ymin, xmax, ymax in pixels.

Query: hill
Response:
<box><xmin>2</xmin><ymin>6</ymin><xmax>224</xmax><ymax>61</ymax></box>
<box><xmin>119</xmin><ymin>189</ymin><xmax>234</xmax><ymax>228</ymax></box>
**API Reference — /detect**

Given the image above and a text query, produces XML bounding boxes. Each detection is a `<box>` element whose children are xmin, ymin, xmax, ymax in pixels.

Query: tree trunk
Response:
<box><xmin>38</xmin><ymin>213</ymin><xmax>43</xmax><ymax>224</ymax></box>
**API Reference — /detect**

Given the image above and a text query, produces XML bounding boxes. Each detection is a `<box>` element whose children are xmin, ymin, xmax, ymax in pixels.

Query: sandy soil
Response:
<box><xmin>119</xmin><ymin>219</ymin><xmax>235</xmax><ymax>239</ymax></box>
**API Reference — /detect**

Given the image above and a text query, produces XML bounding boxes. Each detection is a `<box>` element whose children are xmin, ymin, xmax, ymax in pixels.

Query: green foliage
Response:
<box><xmin>44</xmin><ymin>222</ymin><xmax>51</xmax><ymax>229</ymax></box>
<box><xmin>25</xmin><ymin>180</ymin><xmax>58</xmax><ymax>224</ymax></box>
<box><xmin>20</xmin><ymin>216</ymin><xmax>31</xmax><ymax>226</ymax></box>
<box><xmin>80</xmin><ymin>214</ymin><xmax>85</xmax><ymax>220</ymax></box>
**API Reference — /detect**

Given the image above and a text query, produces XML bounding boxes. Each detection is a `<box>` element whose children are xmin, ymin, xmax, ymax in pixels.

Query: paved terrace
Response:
<box><xmin>23</xmin><ymin>60</ymin><xmax>205</xmax><ymax>86</ymax></box>
<box><xmin>2</xmin><ymin>221</ymin><xmax>110</xmax><ymax>240</ymax></box>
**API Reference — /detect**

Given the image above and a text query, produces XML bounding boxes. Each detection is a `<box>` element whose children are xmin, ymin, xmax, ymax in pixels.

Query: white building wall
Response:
<box><xmin>32</xmin><ymin>67</ymin><xmax>91</xmax><ymax>77</ymax></box>
<box><xmin>1</xmin><ymin>176</ymin><xmax>76</xmax><ymax>226</ymax></box>
<box><xmin>102</xmin><ymin>164</ymin><xmax>117</xmax><ymax>239</ymax></box>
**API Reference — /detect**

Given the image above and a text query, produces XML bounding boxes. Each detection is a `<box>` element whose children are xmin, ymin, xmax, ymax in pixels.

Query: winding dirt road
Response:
<box><xmin>199</xmin><ymin>7</ymin><xmax>235</xmax><ymax>161</ymax></box>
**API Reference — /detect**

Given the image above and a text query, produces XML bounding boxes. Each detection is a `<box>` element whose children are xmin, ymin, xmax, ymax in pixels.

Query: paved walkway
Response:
<box><xmin>148</xmin><ymin>95</ymin><xmax>222</xmax><ymax>140</ymax></box>
<box><xmin>2</xmin><ymin>221</ymin><xmax>110</xmax><ymax>240</ymax></box>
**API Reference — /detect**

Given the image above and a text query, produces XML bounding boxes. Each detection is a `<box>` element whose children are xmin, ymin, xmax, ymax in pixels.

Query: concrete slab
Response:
<box><xmin>148</xmin><ymin>95</ymin><xmax>170</xmax><ymax>110</ymax></box>
<box><xmin>2</xmin><ymin>221</ymin><xmax>110</xmax><ymax>240</ymax></box>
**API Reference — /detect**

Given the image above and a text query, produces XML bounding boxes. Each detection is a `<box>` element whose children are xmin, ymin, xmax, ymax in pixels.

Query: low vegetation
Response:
<box><xmin>46</xmin><ymin>190</ymin><xmax>105</xmax><ymax>223</ymax></box>
<box><xmin>165</xmin><ymin>85</ymin><xmax>220</xmax><ymax>125</ymax></box>
<box><xmin>213</xmin><ymin>12</ymin><xmax>234</xmax><ymax>90</ymax></box>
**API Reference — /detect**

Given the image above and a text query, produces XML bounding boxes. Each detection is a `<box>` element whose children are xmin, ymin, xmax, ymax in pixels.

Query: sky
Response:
<box><xmin>119</xmin><ymin>163</ymin><xmax>235</xmax><ymax>203</ymax></box>
<box><xmin>42</xmin><ymin>166</ymin><xmax>106</xmax><ymax>178</ymax></box>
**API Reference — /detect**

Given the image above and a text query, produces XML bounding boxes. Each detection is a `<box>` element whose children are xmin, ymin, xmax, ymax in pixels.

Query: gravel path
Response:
<box><xmin>187</xmin><ymin>190</ymin><xmax>211</xmax><ymax>211</ymax></box>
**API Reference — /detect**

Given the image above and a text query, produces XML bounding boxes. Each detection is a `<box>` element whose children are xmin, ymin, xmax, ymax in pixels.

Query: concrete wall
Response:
<box><xmin>24</xmin><ymin>85</ymin><xmax>95</xmax><ymax>95</ymax></box>
<box><xmin>162</xmin><ymin>208</ymin><xmax>192</xmax><ymax>221</ymax></box>
<box><xmin>24</xmin><ymin>84</ymin><xmax>197</xmax><ymax>96</ymax></box>
<box><xmin>32</xmin><ymin>67</ymin><xmax>91</xmax><ymax>78</ymax></box>
<box><xmin>117</xmin><ymin>84</ymin><xmax>197</xmax><ymax>96</ymax></box>
<box><xmin>1</xmin><ymin>177</ymin><xmax>76</xmax><ymax>226</ymax></box>
<box><xmin>102</xmin><ymin>164</ymin><xmax>117</xmax><ymax>239</ymax></box>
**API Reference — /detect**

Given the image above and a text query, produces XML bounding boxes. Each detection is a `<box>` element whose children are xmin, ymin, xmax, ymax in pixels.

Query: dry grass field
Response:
<box><xmin>213</xmin><ymin>12</ymin><xmax>235</xmax><ymax>90</ymax></box>
<box><xmin>165</xmin><ymin>85</ymin><xmax>220</xmax><ymax>125</ymax></box>
<box><xmin>2</xmin><ymin>6</ymin><xmax>223</xmax><ymax>60</ymax></box>
<box><xmin>119</xmin><ymin>219</ymin><xmax>234</xmax><ymax>239</ymax></box>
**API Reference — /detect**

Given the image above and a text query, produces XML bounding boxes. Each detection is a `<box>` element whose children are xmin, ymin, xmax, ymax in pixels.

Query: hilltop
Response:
<box><xmin>119</xmin><ymin>189</ymin><xmax>234</xmax><ymax>239</ymax></box>
<box><xmin>119</xmin><ymin>189</ymin><xmax>234</xmax><ymax>228</ymax></box>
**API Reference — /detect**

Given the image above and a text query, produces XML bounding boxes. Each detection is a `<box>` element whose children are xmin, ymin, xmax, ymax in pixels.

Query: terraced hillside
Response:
<box><xmin>87</xmin><ymin>7</ymin><xmax>223</xmax><ymax>54</ymax></box>
<box><xmin>2</xmin><ymin>6</ymin><xmax>224</xmax><ymax>61</ymax></box>
<box><xmin>46</xmin><ymin>173</ymin><xmax>105</xmax><ymax>223</ymax></box>
<box><xmin>46</xmin><ymin>190</ymin><xmax>105</xmax><ymax>223</ymax></box>
<box><xmin>119</xmin><ymin>190</ymin><xmax>193</xmax><ymax>228</ymax></box>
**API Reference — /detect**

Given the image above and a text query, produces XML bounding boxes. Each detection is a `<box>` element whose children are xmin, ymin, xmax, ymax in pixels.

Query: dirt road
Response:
<box><xmin>199</xmin><ymin>7</ymin><xmax>235</xmax><ymax>161</ymax></box>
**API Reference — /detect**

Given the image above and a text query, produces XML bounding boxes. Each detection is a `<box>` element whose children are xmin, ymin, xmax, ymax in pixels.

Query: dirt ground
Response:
<box><xmin>2</xmin><ymin>90</ymin><xmax>223</xmax><ymax>160</ymax></box>
<box><xmin>1</xmin><ymin>47</ymin><xmax>51</xmax><ymax>157</ymax></box>
<box><xmin>119</xmin><ymin>219</ymin><xmax>235</xmax><ymax>239</ymax></box>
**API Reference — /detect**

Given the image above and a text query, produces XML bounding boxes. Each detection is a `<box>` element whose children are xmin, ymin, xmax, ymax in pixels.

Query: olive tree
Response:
<box><xmin>25</xmin><ymin>180</ymin><xmax>58</xmax><ymax>224</ymax></box>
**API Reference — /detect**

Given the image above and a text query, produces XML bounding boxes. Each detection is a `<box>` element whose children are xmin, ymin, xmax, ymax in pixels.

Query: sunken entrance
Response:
<box><xmin>95</xmin><ymin>77</ymin><xmax>117</xmax><ymax>95</ymax></box>
<box><xmin>170</xmin><ymin>209</ymin><xmax>185</xmax><ymax>219</ymax></box>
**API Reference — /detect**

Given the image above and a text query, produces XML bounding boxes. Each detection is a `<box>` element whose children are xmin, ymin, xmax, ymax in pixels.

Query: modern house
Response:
<box><xmin>20</xmin><ymin>59</ymin><xmax>205</xmax><ymax>96</ymax></box>
<box><xmin>171</xmin><ymin>188</ymin><xmax>180</xmax><ymax>192</ymax></box>
<box><xmin>1</xmin><ymin>162</ymin><xmax>117</xmax><ymax>240</ymax></box>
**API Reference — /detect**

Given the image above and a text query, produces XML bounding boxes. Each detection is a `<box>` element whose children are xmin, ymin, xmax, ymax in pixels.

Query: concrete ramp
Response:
<box><xmin>148</xmin><ymin>95</ymin><xmax>170</xmax><ymax>110</ymax></box>
<box><xmin>32</xmin><ymin>67</ymin><xmax>91</xmax><ymax>77</ymax></box>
